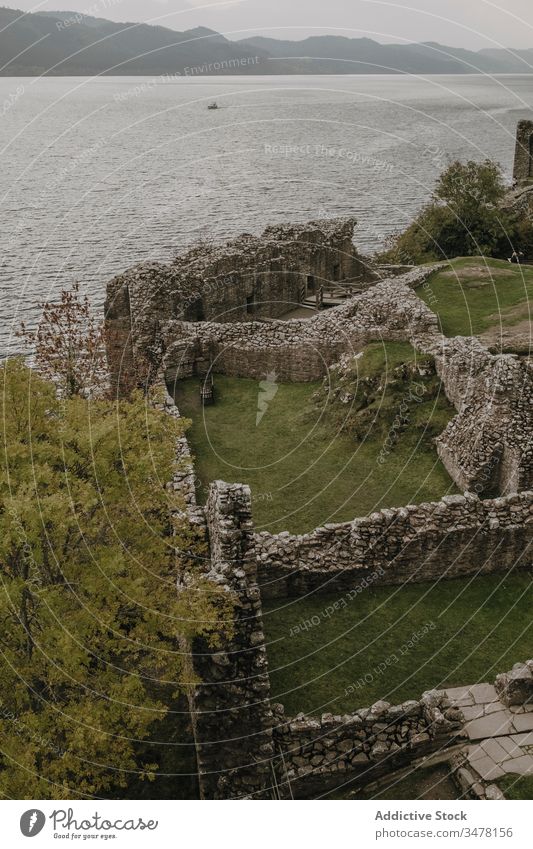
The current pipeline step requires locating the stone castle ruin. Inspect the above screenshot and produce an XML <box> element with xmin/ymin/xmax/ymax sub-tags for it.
<box><xmin>105</xmin><ymin>218</ymin><xmax>532</xmax><ymax>499</ymax></box>
<box><xmin>506</xmin><ymin>119</ymin><xmax>533</xmax><ymax>230</ymax></box>
<box><xmin>513</xmin><ymin>119</ymin><xmax>533</xmax><ymax>186</ymax></box>
<box><xmin>105</xmin><ymin>218</ymin><xmax>371</xmax><ymax>395</ymax></box>
<box><xmin>105</xmin><ymin>146</ymin><xmax>533</xmax><ymax>798</ymax></box>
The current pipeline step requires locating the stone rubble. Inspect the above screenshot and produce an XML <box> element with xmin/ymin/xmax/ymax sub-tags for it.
<box><xmin>495</xmin><ymin>661</ymin><xmax>533</xmax><ymax>707</ymax></box>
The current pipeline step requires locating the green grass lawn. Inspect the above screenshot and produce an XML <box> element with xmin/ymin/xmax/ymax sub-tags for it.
<box><xmin>499</xmin><ymin>774</ymin><xmax>533</xmax><ymax>800</ymax></box>
<box><xmin>418</xmin><ymin>257</ymin><xmax>533</xmax><ymax>344</ymax></box>
<box><xmin>262</xmin><ymin>572</ymin><xmax>533</xmax><ymax>715</ymax></box>
<box><xmin>359</xmin><ymin>765</ymin><xmax>459</xmax><ymax>800</ymax></box>
<box><xmin>172</xmin><ymin>343</ymin><xmax>458</xmax><ymax>534</ymax></box>
<box><xmin>331</xmin><ymin>764</ymin><xmax>460</xmax><ymax>800</ymax></box>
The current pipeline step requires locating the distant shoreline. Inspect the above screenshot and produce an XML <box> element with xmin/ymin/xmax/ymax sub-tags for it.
<box><xmin>2</xmin><ymin>72</ymin><xmax>533</xmax><ymax>79</ymax></box>
<box><xmin>3</xmin><ymin>8</ymin><xmax>533</xmax><ymax>79</ymax></box>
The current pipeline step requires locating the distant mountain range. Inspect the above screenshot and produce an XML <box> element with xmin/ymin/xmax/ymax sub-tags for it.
<box><xmin>2</xmin><ymin>7</ymin><xmax>533</xmax><ymax>76</ymax></box>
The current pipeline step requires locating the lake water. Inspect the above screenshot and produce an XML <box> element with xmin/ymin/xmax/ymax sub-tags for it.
<box><xmin>1</xmin><ymin>73</ymin><xmax>533</xmax><ymax>353</ymax></box>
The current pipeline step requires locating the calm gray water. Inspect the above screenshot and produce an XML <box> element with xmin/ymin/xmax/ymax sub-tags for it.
<box><xmin>1</xmin><ymin>73</ymin><xmax>533</xmax><ymax>352</ymax></box>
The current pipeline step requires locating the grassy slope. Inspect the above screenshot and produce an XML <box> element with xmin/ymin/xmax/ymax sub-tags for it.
<box><xmin>418</xmin><ymin>257</ymin><xmax>533</xmax><ymax>339</ymax></box>
<box><xmin>262</xmin><ymin>573</ymin><xmax>533</xmax><ymax>715</ymax></box>
<box><xmin>174</xmin><ymin>343</ymin><xmax>457</xmax><ymax>534</ymax></box>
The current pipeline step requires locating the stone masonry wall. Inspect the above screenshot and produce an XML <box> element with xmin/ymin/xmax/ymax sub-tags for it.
<box><xmin>159</xmin><ymin>384</ymin><xmax>274</xmax><ymax>798</ymax></box>
<box><xmin>272</xmin><ymin>691</ymin><xmax>463</xmax><ymax>798</ymax></box>
<box><xmin>184</xmin><ymin>482</ymin><xmax>275</xmax><ymax>799</ymax></box>
<box><xmin>255</xmin><ymin>491</ymin><xmax>533</xmax><ymax>599</ymax></box>
<box><xmin>163</xmin><ymin>267</ymin><xmax>440</xmax><ymax>384</ymax></box>
<box><xmin>174</xmin><ymin>473</ymin><xmax>529</xmax><ymax>800</ymax></box>
<box><xmin>324</xmin><ymin>328</ymin><xmax>533</xmax><ymax>497</ymax></box>
<box><xmin>431</xmin><ymin>338</ymin><xmax>533</xmax><ymax>496</ymax></box>
<box><xmin>105</xmin><ymin>217</ymin><xmax>369</xmax><ymax>394</ymax></box>
<box><xmin>178</xmin><ymin>477</ymin><xmax>530</xmax><ymax>802</ymax></box>
<box><xmin>106</xmin><ymin>214</ymin><xmax>532</xmax><ymax>498</ymax></box>
<box><xmin>160</xmin><ymin>263</ymin><xmax>533</xmax><ymax>496</ymax></box>
<box><xmin>161</xmin><ymin>408</ymin><xmax>529</xmax><ymax>798</ymax></box>
<box><xmin>178</xmin><ymin>479</ymin><xmax>468</xmax><ymax>799</ymax></box>
<box><xmin>160</xmin><ymin>258</ymin><xmax>533</xmax><ymax>498</ymax></box>
<box><xmin>513</xmin><ymin>120</ymin><xmax>533</xmax><ymax>186</ymax></box>
<box><xmin>139</xmin><ymin>208</ymin><xmax>533</xmax><ymax>798</ymax></box>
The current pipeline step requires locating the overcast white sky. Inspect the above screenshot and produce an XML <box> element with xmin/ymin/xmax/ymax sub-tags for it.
<box><xmin>12</xmin><ymin>0</ymin><xmax>533</xmax><ymax>49</ymax></box>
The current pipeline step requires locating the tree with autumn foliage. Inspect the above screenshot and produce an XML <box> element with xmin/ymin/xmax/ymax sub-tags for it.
<box><xmin>18</xmin><ymin>284</ymin><xmax>108</xmax><ymax>398</ymax></box>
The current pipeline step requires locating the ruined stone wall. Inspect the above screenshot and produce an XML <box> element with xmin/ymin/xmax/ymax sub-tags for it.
<box><xmin>255</xmin><ymin>491</ymin><xmax>533</xmax><ymax>599</ymax></box>
<box><xmin>272</xmin><ymin>691</ymin><xmax>463</xmax><ymax>798</ymax></box>
<box><xmin>164</xmin><ymin>324</ymin><xmax>345</xmax><ymax>384</ymax></box>
<box><xmin>159</xmin><ymin>395</ymin><xmax>276</xmax><ymax>799</ymax></box>
<box><xmin>173</xmin><ymin>474</ymin><xmax>530</xmax><ymax>800</ymax></box>
<box><xmin>137</xmin><ymin>206</ymin><xmax>533</xmax><ymax>798</ymax></box>
<box><xmin>513</xmin><ymin>120</ymin><xmax>533</xmax><ymax>186</ymax></box>
<box><xmin>156</xmin><ymin>385</ymin><xmax>205</xmax><ymax>526</ymax></box>
<box><xmin>159</xmin><ymin>264</ymin><xmax>532</xmax><ymax>493</ymax></box>
<box><xmin>432</xmin><ymin>339</ymin><xmax>533</xmax><ymax>495</ymax></box>
<box><xmin>163</xmin><ymin>268</ymin><xmax>441</xmax><ymax>384</ymax></box>
<box><xmin>104</xmin><ymin>278</ymin><xmax>137</xmax><ymax>397</ymax></box>
<box><xmin>105</xmin><ymin>218</ymin><xmax>369</xmax><ymax>394</ymax></box>
<box><xmin>106</xmin><ymin>214</ymin><xmax>532</xmax><ymax>496</ymax></box>
<box><xmin>178</xmin><ymin>480</ymin><xmax>470</xmax><ymax>799</ymax></box>
<box><xmin>165</xmin><ymin>436</ymin><xmax>529</xmax><ymax>799</ymax></box>
<box><xmin>184</xmin><ymin>482</ymin><xmax>275</xmax><ymax>799</ymax></box>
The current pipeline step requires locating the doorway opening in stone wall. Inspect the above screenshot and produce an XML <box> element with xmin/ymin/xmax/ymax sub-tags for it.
<box><xmin>246</xmin><ymin>294</ymin><xmax>256</xmax><ymax>314</ymax></box>
<box><xmin>306</xmin><ymin>275</ymin><xmax>315</xmax><ymax>296</ymax></box>
<box><xmin>194</xmin><ymin>298</ymin><xmax>205</xmax><ymax>322</ymax></box>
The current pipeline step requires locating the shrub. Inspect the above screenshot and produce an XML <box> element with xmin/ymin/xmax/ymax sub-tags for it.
<box><xmin>381</xmin><ymin>160</ymin><xmax>533</xmax><ymax>264</ymax></box>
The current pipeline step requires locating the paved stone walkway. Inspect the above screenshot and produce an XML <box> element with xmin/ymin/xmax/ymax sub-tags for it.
<box><xmin>446</xmin><ymin>684</ymin><xmax>533</xmax><ymax>781</ymax></box>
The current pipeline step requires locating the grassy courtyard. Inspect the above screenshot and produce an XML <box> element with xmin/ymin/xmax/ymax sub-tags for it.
<box><xmin>173</xmin><ymin>343</ymin><xmax>458</xmax><ymax>534</ymax></box>
<box><xmin>418</xmin><ymin>257</ymin><xmax>533</xmax><ymax>350</ymax></box>
<box><xmin>262</xmin><ymin>572</ymin><xmax>533</xmax><ymax>715</ymax></box>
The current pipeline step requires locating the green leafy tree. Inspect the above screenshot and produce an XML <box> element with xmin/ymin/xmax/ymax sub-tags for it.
<box><xmin>0</xmin><ymin>360</ymin><xmax>230</xmax><ymax>799</ymax></box>
<box><xmin>381</xmin><ymin>159</ymin><xmax>532</xmax><ymax>263</ymax></box>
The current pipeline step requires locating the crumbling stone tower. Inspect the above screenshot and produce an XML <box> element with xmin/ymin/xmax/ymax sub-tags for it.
<box><xmin>513</xmin><ymin>119</ymin><xmax>533</xmax><ymax>186</ymax></box>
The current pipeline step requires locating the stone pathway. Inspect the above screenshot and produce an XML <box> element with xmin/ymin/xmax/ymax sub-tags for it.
<box><xmin>446</xmin><ymin>683</ymin><xmax>533</xmax><ymax>781</ymax></box>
